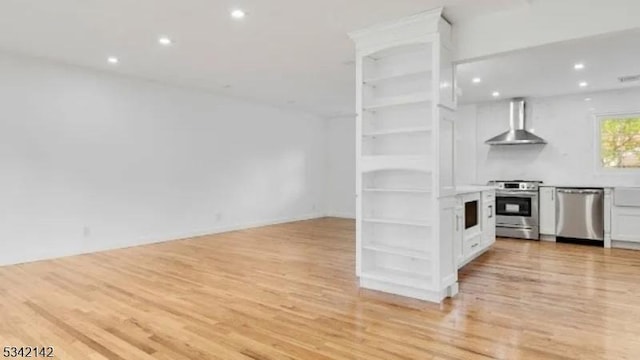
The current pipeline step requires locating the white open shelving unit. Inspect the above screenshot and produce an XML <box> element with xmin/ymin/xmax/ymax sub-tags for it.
<box><xmin>349</xmin><ymin>8</ymin><xmax>457</xmax><ymax>302</ymax></box>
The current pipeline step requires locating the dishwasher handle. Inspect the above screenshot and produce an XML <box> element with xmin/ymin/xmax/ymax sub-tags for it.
<box><xmin>557</xmin><ymin>188</ymin><xmax>604</xmax><ymax>195</ymax></box>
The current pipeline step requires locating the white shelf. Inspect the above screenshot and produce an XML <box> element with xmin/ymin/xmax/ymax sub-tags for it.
<box><xmin>364</xmin><ymin>93</ymin><xmax>431</xmax><ymax>111</ymax></box>
<box><xmin>361</xmin><ymin>155</ymin><xmax>431</xmax><ymax>173</ymax></box>
<box><xmin>360</xmin><ymin>268</ymin><xmax>432</xmax><ymax>288</ymax></box>
<box><xmin>363</xmin><ymin>126</ymin><xmax>432</xmax><ymax>137</ymax></box>
<box><xmin>363</xmin><ymin>217</ymin><xmax>432</xmax><ymax>227</ymax></box>
<box><xmin>352</xmin><ymin>9</ymin><xmax>455</xmax><ymax>302</ymax></box>
<box><xmin>363</xmin><ymin>243</ymin><xmax>430</xmax><ymax>259</ymax></box>
<box><xmin>363</xmin><ymin>70</ymin><xmax>431</xmax><ymax>86</ymax></box>
<box><xmin>363</xmin><ymin>188</ymin><xmax>431</xmax><ymax>194</ymax></box>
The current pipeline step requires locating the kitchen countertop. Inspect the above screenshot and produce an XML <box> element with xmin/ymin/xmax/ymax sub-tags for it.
<box><xmin>452</xmin><ymin>185</ymin><xmax>497</xmax><ymax>195</ymax></box>
<box><xmin>542</xmin><ymin>184</ymin><xmax>639</xmax><ymax>189</ymax></box>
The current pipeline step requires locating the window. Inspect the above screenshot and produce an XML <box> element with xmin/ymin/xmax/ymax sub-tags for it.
<box><xmin>598</xmin><ymin>114</ymin><xmax>640</xmax><ymax>169</ymax></box>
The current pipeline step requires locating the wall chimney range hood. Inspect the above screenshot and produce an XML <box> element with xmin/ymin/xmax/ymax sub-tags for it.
<box><xmin>485</xmin><ymin>98</ymin><xmax>546</xmax><ymax>145</ymax></box>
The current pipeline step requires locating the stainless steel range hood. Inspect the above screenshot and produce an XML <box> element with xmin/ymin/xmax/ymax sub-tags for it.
<box><xmin>485</xmin><ymin>98</ymin><xmax>546</xmax><ymax>145</ymax></box>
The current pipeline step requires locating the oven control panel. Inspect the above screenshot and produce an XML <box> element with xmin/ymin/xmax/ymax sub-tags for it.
<box><xmin>492</xmin><ymin>181</ymin><xmax>541</xmax><ymax>191</ymax></box>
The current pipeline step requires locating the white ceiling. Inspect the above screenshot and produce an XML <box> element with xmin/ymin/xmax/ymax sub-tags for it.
<box><xmin>457</xmin><ymin>29</ymin><xmax>640</xmax><ymax>104</ymax></box>
<box><xmin>0</xmin><ymin>0</ymin><xmax>527</xmax><ymax>118</ymax></box>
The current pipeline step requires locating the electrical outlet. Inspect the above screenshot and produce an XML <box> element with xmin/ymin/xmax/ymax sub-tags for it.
<box><xmin>215</xmin><ymin>213</ymin><xmax>223</xmax><ymax>222</ymax></box>
<box><xmin>83</xmin><ymin>226</ymin><xmax>91</xmax><ymax>238</ymax></box>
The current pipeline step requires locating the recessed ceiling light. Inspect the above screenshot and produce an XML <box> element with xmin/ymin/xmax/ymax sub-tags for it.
<box><xmin>585</xmin><ymin>97</ymin><xmax>592</xmax><ymax>101</ymax></box>
<box><xmin>574</xmin><ymin>63</ymin><xmax>585</xmax><ymax>70</ymax></box>
<box><xmin>472</xmin><ymin>77</ymin><xmax>482</xmax><ymax>84</ymax></box>
<box><xmin>231</xmin><ymin>9</ymin><xmax>246</xmax><ymax>19</ymax></box>
<box><xmin>158</xmin><ymin>36</ymin><xmax>173</xmax><ymax>46</ymax></box>
<box><xmin>492</xmin><ymin>91</ymin><xmax>500</xmax><ymax>97</ymax></box>
<box><xmin>107</xmin><ymin>56</ymin><xmax>119</xmax><ymax>64</ymax></box>
<box><xmin>579</xmin><ymin>81</ymin><xmax>588</xmax><ymax>87</ymax></box>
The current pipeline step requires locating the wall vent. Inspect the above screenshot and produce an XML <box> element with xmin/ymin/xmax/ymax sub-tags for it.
<box><xmin>618</xmin><ymin>74</ymin><xmax>640</xmax><ymax>83</ymax></box>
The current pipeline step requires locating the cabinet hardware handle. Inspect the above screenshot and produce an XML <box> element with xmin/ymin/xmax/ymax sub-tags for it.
<box><xmin>558</xmin><ymin>189</ymin><xmax>603</xmax><ymax>195</ymax></box>
<box><xmin>472</xmin><ymin>243</ymin><xmax>479</xmax><ymax>248</ymax></box>
<box><xmin>489</xmin><ymin>205</ymin><xmax>493</xmax><ymax>219</ymax></box>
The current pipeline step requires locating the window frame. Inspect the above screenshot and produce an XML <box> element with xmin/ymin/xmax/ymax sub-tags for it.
<box><xmin>594</xmin><ymin>111</ymin><xmax>640</xmax><ymax>173</ymax></box>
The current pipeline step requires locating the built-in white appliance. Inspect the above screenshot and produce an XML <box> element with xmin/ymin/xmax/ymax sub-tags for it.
<box><xmin>461</xmin><ymin>192</ymin><xmax>483</xmax><ymax>252</ymax></box>
<box><xmin>488</xmin><ymin>180</ymin><xmax>542</xmax><ymax>240</ymax></box>
<box><xmin>462</xmin><ymin>193</ymin><xmax>481</xmax><ymax>236</ymax></box>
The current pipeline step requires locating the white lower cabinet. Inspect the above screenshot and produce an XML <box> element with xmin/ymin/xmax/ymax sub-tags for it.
<box><xmin>612</xmin><ymin>207</ymin><xmax>640</xmax><ymax>243</ymax></box>
<box><xmin>456</xmin><ymin>189</ymin><xmax>496</xmax><ymax>269</ymax></box>
<box><xmin>482</xmin><ymin>201</ymin><xmax>496</xmax><ymax>246</ymax></box>
<box><xmin>464</xmin><ymin>234</ymin><xmax>482</xmax><ymax>258</ymax></box>
<box><xmin>610</xmin><ymin>188</ymin><xmax>640</xmax><ymax>247</ymax></box>
<box><xmin>539</xmin><ymin>186</ymin><xmax>556</xmax><ymax>235</ymax></box>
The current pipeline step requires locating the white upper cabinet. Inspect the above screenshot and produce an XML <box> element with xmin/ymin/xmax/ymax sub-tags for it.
<box><xmin>539</xmin><ymin>187</ymin><xmax>556</xmax><ymax>235</ymax></box>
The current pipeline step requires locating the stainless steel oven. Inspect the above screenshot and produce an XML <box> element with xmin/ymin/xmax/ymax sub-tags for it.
<box><xmin>489</xmin><ymin>180</ymin><xmax>541</xmax><ymax>240</ymax></box>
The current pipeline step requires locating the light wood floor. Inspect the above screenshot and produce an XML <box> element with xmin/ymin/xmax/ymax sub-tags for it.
<box><xmin>1</xmin><ymin>218</ymin><xmax>640</xmax><ymax>359</ymax></box>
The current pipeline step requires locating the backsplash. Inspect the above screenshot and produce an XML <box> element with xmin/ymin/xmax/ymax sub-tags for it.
<box><xmin>457</xmin><ymin>87</ymin><xmax>640</xmax><ymax>187</ymax></box>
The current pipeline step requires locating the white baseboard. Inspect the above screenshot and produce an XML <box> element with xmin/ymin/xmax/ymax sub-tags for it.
<box><xmin>0</xmin><ymin>212</ymin><xmax>326</xmax><ymax>267</ymax></box>
<box><xmin>325</xmin><ymin>212</ymin><xmax>355</xmax><ymax>219</ymax></box>
<box><xmin>359</xmin><ymin>277</ymin><xmax>449</xmax><ymax>303</ymax></box>
<box><xmin>540</xmin><ymin>235</ymin><xmax>556</xmax><ymax>242</ymax></box>
<box><xmin>612</xmin><ymin>240</ymin><xmax>640</xmax><ymax>250</ymax></box>
<box><xmin>106</xmin><ymin>212</ymin><xmax>329</xmax><ymax>250</ymax></box>
<box><xmin>161</xmin><ymin>212</ymin><xmax>326</xmax><ymax>241</ymax></box>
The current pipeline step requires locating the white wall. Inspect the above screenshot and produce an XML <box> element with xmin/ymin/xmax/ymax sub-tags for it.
<box><xmin>326</xmin><ymin>117</ymin><xmax>356</xmax><ymax>218</ymax></box>
<box><xmin>0</xmin><ymin>52</ymin><xmax>327</xmax><ymax>266</ymax></box>
<box><xmin>456</xmin><ymin>87</ymin><xmax>640</xmax><ymax>187</ymax></box>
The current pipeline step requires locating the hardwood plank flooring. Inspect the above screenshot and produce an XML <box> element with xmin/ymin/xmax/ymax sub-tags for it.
<box><xmin>1</xmin><ymin>218</ymin><xmax>640</xmax><ymax>359</ymax></box>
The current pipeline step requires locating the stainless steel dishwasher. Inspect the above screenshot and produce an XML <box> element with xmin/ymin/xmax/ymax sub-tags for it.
<box><xmin>556</xmin><ymin>188</ymin><xmax>604</xmax><ymax>241</ymax></box>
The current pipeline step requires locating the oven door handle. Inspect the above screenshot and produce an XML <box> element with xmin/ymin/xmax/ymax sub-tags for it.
<box><xmin>557</xmin><ymin>189</ymin><xmax>603</xmax><ymax>195</ymax></box>
<box><xmin>496</xmin><ymin>190</ymin><xmax>539</xmax><ymax>196</ymax></box>
<box><xmin>496</xmin><ymin>193</ymin><xmax>538</xmax><ymax>199</ymax></box>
